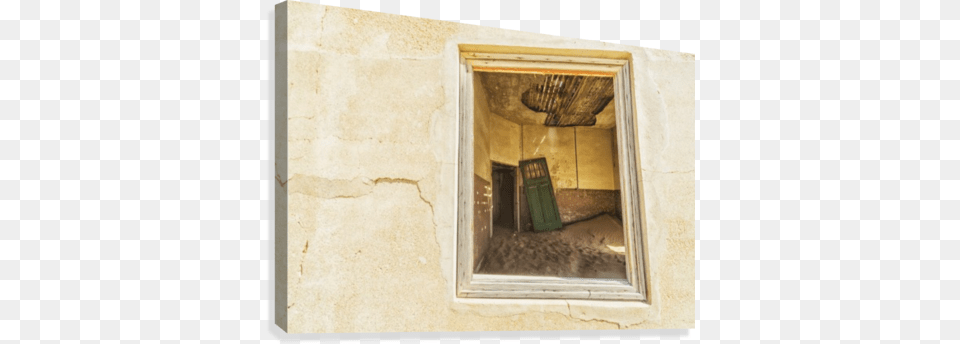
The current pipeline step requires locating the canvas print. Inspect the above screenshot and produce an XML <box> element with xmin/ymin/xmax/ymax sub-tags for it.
<box><xmin>276</xmin><ymin>1</ymin><xmax>695</xmax><ymax>333</ymax></box>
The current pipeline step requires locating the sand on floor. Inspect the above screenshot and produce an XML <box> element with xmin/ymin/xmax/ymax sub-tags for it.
<box><xmin>476</xmin><ymin>214</ymin><xmax>627</xmax><ymax>279</ymax></box>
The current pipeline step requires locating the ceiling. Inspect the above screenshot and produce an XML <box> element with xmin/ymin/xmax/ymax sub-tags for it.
<box><xmin>476</xmin><ymin>71</ymin><xmax>617</xmax><ymax>129</ymax></box>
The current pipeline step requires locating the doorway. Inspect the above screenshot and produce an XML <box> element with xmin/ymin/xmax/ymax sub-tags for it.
<box><xmin>491</xmin><ymin>162</ymin><xmax>517</xmax><ymax>235</ymax></box>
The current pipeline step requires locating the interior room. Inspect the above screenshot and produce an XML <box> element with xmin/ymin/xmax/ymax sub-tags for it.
<box><xmin>471</xmin><ymin>70</ymin><xmax>628</xmax><ymax>279</ymax></box>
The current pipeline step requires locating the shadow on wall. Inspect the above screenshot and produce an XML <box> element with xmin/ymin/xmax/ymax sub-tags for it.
<box><xmin>491</xmin><ymin>164</ymin><xmax>516</xmax><ymax>228</ymax></box>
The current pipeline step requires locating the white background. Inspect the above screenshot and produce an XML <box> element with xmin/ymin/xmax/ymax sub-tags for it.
<box><xmin>4</xmin><ymin>0</ymin><xmax>957</xmax><ymax>342</ymax></box>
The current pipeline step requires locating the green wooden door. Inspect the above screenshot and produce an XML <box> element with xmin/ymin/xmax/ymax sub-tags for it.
<box><xmin>520</xmin><ymin>158</ymin><xmax>562</xmax><ymax>232</ymax></box>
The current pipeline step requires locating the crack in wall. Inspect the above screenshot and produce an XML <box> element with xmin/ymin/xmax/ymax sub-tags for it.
<box><xmin>369</xmin><ymin>177</ymin><xmax>439</xmax><ymax>229</ymax></box>
<box><xmin>328</xmin><ymin>191</ymin><xmax>373</xmax><ymax>199</ymax></box>
<box><xmin>330</xmin><ymin>131</ymin><xmax>439</xmax><ymax>146</ymax></box>
<box><xmin>292</xmin><ymin>114</ymin><xmax>317</xmax><ymax>121</ymax></box>
<box><xmin>276</xmin><ymin>174</ymin><xmax>290</xmax><ymax>188</ymax></box>
<box><xmin>561</xmin><ymin>300</ymin><xmax>651</xmax><ymax>329</ymax></box>
<box><xmin>464</xmin><ymin>301</ymin><xmax>635</xmax><ymax>329</ymax></box>
<box><xmin>317</xmin><ymin>5</ymin><xmax>327</xmax><ymax>50</ymax></box>
<box><xmin>292</xmin><ymin>176</ymin><xmax>439</xmax><ymax>251</ymax></box>
<box><xmin>640</xmin><ymin>168</ymin><xmax>694</xmax><ymax>174</ymax></box>
<box><xmin>298</xmin><ymin>240</ymin><xmax>309</xmax><ymax>284</ymax></box>
<box><xmin>295</xmin><ymin>180</ymin><xmax>642</xmax><ymax>328</ymax></box>
<box><xmin>331</xmin><ymin>134</ymin><xmax>387</xmax><ymax>144</ymax></box>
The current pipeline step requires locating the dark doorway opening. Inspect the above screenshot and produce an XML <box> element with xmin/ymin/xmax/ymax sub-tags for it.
<box><xmin>491</xmin><ymin>162</ymin><xmax>517</xmax><ymax>234</ymax></box>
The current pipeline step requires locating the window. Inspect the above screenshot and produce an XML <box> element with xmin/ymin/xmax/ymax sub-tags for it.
<box><xmin>456</xmin><ymin>45</ymin><xmax>648</xmax><ymax>301</ymax></box>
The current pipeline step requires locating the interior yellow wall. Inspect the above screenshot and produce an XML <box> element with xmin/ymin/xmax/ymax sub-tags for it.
<box><xmin>473</xmin><ymin>75</ymin><xmax>491</xmax><ymax>182</ymax></box>
<box><xmin>490</xmin><ymin>113</ymin><xmax>521</xmax><ymax>166</ymax></box>
<box><xmin>575</xmin><ymin>127</ymin><xmax>617</xmax><ymax>190</ymax></box>
<box><xmin>520</xmin><ymin>124</ymin><xmax>618</xmax><ymax>190</ymax></box>
<box><xmin>521</xmin><ymin>125</ymin><xmax>577</xmax><ymax>189</ymax></box>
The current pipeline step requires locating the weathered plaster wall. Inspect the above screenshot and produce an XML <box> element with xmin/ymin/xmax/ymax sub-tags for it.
<box><xmin>277</xmin><ymin>1</ymin><xmax>695</xmax><ymax>333</ymax></box>
<box><xmin>519</xmin><ymin>125</ymin><xmax>619</xmax><ymax>191</ymax></box>
<box><xmin>490</xmin><ymin>113</ymin><xmax>521</xmax><ymax>166</ymax></box>
<box><xmin>575</xmin><ymin>127</ymin><xmax>617</xmax><ymax>190</ymax></box>
<box><xmin>521</xmin><ymin>125</ymin><xmax>577</xmax><ymax>189</ymax></box>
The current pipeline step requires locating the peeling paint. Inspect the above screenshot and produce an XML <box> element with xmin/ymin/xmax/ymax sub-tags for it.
<box><xmin>641</xmin><ymin>168</ymin><xmax>695</xmax><ymax>174</ymax></box>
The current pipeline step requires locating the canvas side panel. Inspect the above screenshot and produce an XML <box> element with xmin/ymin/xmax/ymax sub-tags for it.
<box><xmin>273</xmin><ymin>0</ymin><xmax>288</xmax><ymax>332</ymax></box>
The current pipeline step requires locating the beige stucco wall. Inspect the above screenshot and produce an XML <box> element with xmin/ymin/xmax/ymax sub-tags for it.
<box><xmin>277</xmin><ymin>1</ymin><xmax>695</xmax><ymax>333</ymax></box>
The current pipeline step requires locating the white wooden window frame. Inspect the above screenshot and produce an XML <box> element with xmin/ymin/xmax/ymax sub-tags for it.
<box><xmin>456</xmin><ymin>45</ymin><xmax>649</xmax><ymax>302</ymax></box>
